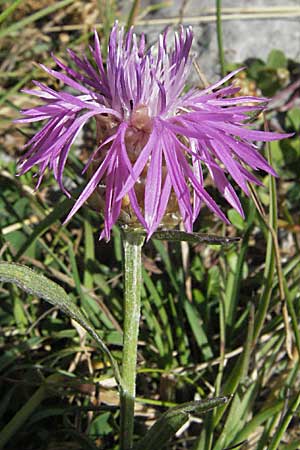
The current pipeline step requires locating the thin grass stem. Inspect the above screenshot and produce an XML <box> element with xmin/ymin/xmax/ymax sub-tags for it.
<box><xmin>126</xmin><ymin>0</ymin><xmax>141</xmax><ymax>30</ymax></box>
<box><xmin>216</xmin><ymin>0</ymin><xmax>225</xmax><ymax>76</ymax></box>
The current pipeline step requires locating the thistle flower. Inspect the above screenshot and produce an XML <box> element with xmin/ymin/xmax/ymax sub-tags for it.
<box><xmin>17</xmin><ymin>23</ymin><xmax>290</xmax><ymax>240</ymax></box>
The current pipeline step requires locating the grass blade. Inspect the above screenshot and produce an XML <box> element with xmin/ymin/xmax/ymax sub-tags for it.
<box><xmin>0</xmin><ymin>262</ymin><xmax>122</xmax><ymax>387</ymax></box>
<box><xmin>0</xmin><ymin>0</ymin><xmax>76</xmax><ymax>39</ymax></box>
<box><xmin>0</xmin><ymin>0</ymin><xmax>22</xmax><ymax>25</ymax></box>
<box><xmin>133</xmin><ymin>397</ymin><xmax>229</xmax><ymax>450</ymax></box>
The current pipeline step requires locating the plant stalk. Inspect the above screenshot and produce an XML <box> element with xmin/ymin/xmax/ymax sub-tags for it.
<box><xmin>120</xmin><ymin>231</ymin><xmax>145</xmax><ymax>450</ymax></box>
<box><xmin>126</xmin><ymin>0</ymin><xmax>141</xmax><ymax>30</ymax></box>
<box><xmin>216</xmin><ymin>0</ymin><xmax>225</xmax><ymax>76</ymax></box>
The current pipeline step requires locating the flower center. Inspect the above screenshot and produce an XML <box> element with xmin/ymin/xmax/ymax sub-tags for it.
<box><xmin>88</xmin><ymin>105</ymin><xmax>180</xmax><ymax>230</ymax></box>
<box><xmin>125</xmin><ymin>104</ymin><xmax>152</xmax><ymax>163</ymax></box>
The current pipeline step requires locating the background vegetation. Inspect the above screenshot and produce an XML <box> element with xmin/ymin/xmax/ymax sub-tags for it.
<box><xmin>0</xmin><ymin>1</ymin><xmax>300</xmax><ymax>449</ymax></box>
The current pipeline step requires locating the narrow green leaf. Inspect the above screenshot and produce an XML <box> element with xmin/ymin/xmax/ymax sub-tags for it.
<box><xmin>268</xmin><ymin>391</ymin><xmax>300</xmax><ymax>450</ymax></box>
<box><xmin>84</xmin><ymin>220</ymin><xmax>95</xmax><ymax>289</ymax></box>
<box><xmin>224</xmin><ymin>203</ymin><xmax>255</xmax><ymax>333</ymax></box>
<box><xmin>68</xmin><ymin>242</ymin><xmax>86</xmax><ymax>304</ymax></box>
<box><xmin>213</xmin><ymin>305</ymin><xmax>255</xmax><ymax>427</ymax></box>
<box><xmin>143</xmin><ymin>268</ymin><xmax>174</xmax><ymax>354</ymax></box>
<box><xmin>183</xmin><ymin>299</ymin><xmax>213</xmax><ymax>360</ymax></box>
<box><xmin>284</xmin><ymin>276</ymin><xmax>300</xmax><ymax>359</ymax></box>
<box><xmin>113</xmin><ymin>225</ymin><xmax>122</xmax><ymax>262</ymax></box>
<box><xmin>133</xmin><ymin>397</ymin><xmax>229</xmax><ymax>450</ymax></box>
<box><xmin>15</xmin><ymin>198</ymin><xmax>73</xmax><ymax>260</ymax></box>
<box><xmin>233</xmin><ymin>400</ymin><xmax>285</xmax><ymax>444</ymax></box>
<box><xmin>13</xmin><ymin>288</ymin><xmax>28</xmax><ymax>331</ymax></box>
<box><xmin>0</xmin><ymin>0</ymin><xmax>76</xmax><ymax>39</ymax></box>
<box><xmin>152</xmin><ymin>239</ymin><xmax>179</xmax><ymax>291</ymax></box>
<box><xmin>0</xmin><ymin>0</ymin><xmax>22</xmax><ymax>25</ymax></box>
<box><xmin>168</xmin><ymin>293</ymin><xmax>191</xmax><ymax>365</ymax></box>
<box><xmin>213</xmin><ymin>383</ymin><xmax>257</xmax><ymax>450</ymax></box>
<box><xmin>140</xmin><ymin>296</ymin><xmax>165</xmax><ymax>356</ymax></box>
<box><xmin>153</xmin><ymin>230</ymin><xmax>240</xmax><ymax>245</ymax></box>
<box><xmin>126</xmin><ymin>0</ymin><xmax>140</xmax><ymax>29</ymax></box>
<box><xmin>0</xmin><ymin>72</ymin><xmax>32</xmax><ymax>107</ymax></box>
<box><xmin>253</xmin><ymin>133</ymin><xmax>278</xmax><ymax>343</ymax></box>
<box><xmin>0</xmin><ymin>262</ymin><xmax>121</xmax><ymax>387</ymax></box>
<box><xmin>286</xmin><ymin>107</ymin><xmax>300</xmax><ymax>131</ymax></box>
<box><xmin>98</xmin><ymin>0</ymin><xmax>116</xmax><ymax>58</ymax></box>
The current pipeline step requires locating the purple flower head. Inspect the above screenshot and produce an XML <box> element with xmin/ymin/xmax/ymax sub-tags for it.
<box><xmin>17</xmin><ymin>23</ymin><xmax>291</xmax><ymax>240</ymax></box>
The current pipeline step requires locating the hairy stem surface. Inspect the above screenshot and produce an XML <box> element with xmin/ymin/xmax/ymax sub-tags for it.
<box><xmin>120</xmin><ymin>231</ymin><xmax>145</xmax><ymax>450</ymax></box>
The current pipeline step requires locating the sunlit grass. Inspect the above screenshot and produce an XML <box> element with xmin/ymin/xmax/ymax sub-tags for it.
<box><xmin>1</xmin><ymin>1</ymin><xmax>300</xmax><ymax>449</ymax></box>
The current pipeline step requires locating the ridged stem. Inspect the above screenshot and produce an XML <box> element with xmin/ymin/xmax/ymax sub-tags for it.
<box><xmin>120</xmin><ymin>231</ymin><xmax>145</xmax><ymax>450</ymax></box>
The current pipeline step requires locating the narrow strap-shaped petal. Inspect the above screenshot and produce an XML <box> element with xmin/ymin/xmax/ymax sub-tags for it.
<box><xmin>161</xmin><ymin>129</ymin><xmax>193</xmax><ymax>231</ymax></box>
<box><xmin>116</xmin><ymin>124</ymin><xmax>157</xmax><ymax>201</ymax></box>
<box><xmin>200</xmin><ymin>68</ymin><xmax>245</xmax><ymax>94</ymax></box>
<box><xmin>102</xmin><ymin>123</ymin><xmax>128</xmax><ymax>239</ymax></box>
<box><xmin>179</xmin><ymin>151</ymin><xmax>230</xmax><ymax>225</ymax></box>
<box><xmin>221</xmin><ymin>133</ymin><xmax>278</xmax><ymax>176</ymax></box>
<box><xmin>144</xmin><ymin>140</ymin><xmax>162</xmax><ymax>230</ymax></box>
<box><xmin>190</xmin><ymin>140</ymin><xmax>203</xmax><ymax>222</ymax></box>
<box><xmin>151</xmin><ymin>173</ymin><xmax>172</xmax><ymax>236</ymax></box>
<box><xmin>168</xmin><ymin>130</ymin><xmax>229</xmax><ymax>224</ymax></box>
<box><xmin>63</xmin><ymin>146</ymin><xmax>114</xmax><ymax>224</ymax></box>
<box><xmin>203</xmin><ymin>128</ymin><xmax>250</xmax><ymax>194</ymax></box>
<box><xmin>128</xmin><ymin>188</ymin><xmax>147</xmax><ymax>230</ymax></box>
<box><xmin>203</xmin><ymin>146</ymin><xmax>244</xmax><ymax>217</ymax></box>
<box><xmin>40</xmin><ymin>64</ymin><xmax>94</xmax><ymax>96</ymax></box>
<box><xmin>212</xmin><ymin>121</ymin><xmax>293</xmax><ymax>142</ymax></box>
<box><xmin>82</xmin><ymin>132</ymin><xmax>118</xmax><ymax>174</ymax></box>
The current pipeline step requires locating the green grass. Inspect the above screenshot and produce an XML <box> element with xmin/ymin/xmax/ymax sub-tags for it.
<box><xmin>1</xmin><ymin>1</ymin><xmax>300</xmax><ymax>449</ymax></box>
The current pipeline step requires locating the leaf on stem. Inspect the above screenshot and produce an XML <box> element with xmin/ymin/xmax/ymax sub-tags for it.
<box><xmin>0</xmin><ymin>262</ymin><xmax>122</xmax><ymax>387</ymax></box>
<box><xmin>153</xmin><ymin>229</ymin><xmax>240</xmax><ymax>245</ymax></box>
<box><xmin>133</xmin><ymin>397</ymin><xmax>229</xmax><ymax>450</ymax></box>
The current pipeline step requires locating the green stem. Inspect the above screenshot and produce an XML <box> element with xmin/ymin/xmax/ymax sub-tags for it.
<box><xmin>120</xmin><ymin>231</ymin><xmax>145</xmax><ymax>450</ymax></box>
<box><xmin>253</xmin><ymin>131</ymin><xmax>277</xmax><ymax>343</ymax></box>
<box><xmin>216</xmin><ymin>0</ymin><xmax>225</xmax><ymax>77</ymax></box>
<box><xmin>268</xmin><ymin>391</ymin><xmax>300</xmax><ymax>450</ymax></box>
<box><xmin>126</xmin><ymin>0</ymin><xmax>141</xmax><ymax>30</ymax></box>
